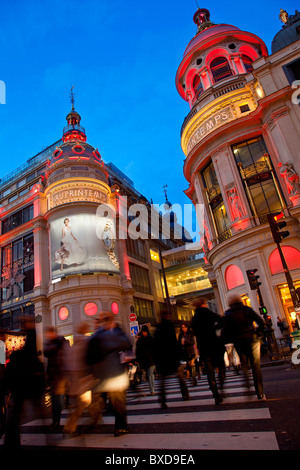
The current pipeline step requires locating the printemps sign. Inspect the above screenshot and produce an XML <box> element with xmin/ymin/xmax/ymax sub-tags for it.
<box><xmin>186</xmin><ymin>106</ymin><xmax>234</xmax><ymax>154</ymax></box>
<box><xmin>48</xmin><ymin>185</ymin><xmax>109</xmax><ymax>209</ymax></box>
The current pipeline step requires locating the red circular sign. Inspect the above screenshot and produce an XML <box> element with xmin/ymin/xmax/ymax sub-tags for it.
<box><xmin>129</xmin><ymin>313</ymin><xmax>137</xmax><ymax>322</ymax></box>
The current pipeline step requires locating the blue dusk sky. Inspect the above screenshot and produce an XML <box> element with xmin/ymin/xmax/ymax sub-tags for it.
<box><xmin>0</xmin><ymin>0</ymin><xmax>298</xmax><ymax>238</ymax></box>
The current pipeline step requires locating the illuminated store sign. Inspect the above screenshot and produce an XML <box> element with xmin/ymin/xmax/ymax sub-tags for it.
<box><xmin>186</xmin><ymin>106</ymin><xmax>234</xmax><ymax>154</ymax></box>
<box><xmin>49</xmin><ymin>213</ymin><xmax>119</xmax><ymax>279</ymax></box>
<box><xmin>48</xmin><ymin>185</ymin><xmax>108</xmax><ymax>209</ymax></box>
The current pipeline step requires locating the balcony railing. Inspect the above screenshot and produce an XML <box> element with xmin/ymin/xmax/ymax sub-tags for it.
<box><xmin>63</xmin><ymin>124</ymin><xmax>86</xmax><ymax>135</ymax></box>
<box><xmin>212</xmin><ymin>68</ymin><xmax>235</xmax><ymax>84</ymax></box>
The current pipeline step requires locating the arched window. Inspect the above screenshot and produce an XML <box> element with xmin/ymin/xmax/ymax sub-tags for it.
<box><xmin>225</xmin><ymin>265</ymin><xmax>245</xmax><ymax>290</ymax></box>
<box><xmin>269</xmin><ymin>246</ymin><xmax>300</xmax><ymax>275</ymax></box>
<box><xmin>210</xmin><ymin>57</ymin><xmax>234</xmax><ymax>83</ymax></box>
<box><xmin>242</xmin><ymin>55</ymin><xmax>253</xmax><ymax>73</ymax></box>
<box><xmin>193</xmin><ymin>74</ymin><xmax>203</xmax><ymax>101</ymax></box>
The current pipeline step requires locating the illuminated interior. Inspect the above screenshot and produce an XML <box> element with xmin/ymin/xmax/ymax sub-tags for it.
<box><xmin>150</xmin><ymin>248</ymin><xmax>159</xmax><ymax>262</ymax></box>
<box><xmin>278</xmin><ymin>281</ymin><xmax>300</xmax><ymax>329</ymax></box>
<box><xmin>165</xmin><ymin>265</ymin><xmax>211</xmax><ymax>296</ymax></box>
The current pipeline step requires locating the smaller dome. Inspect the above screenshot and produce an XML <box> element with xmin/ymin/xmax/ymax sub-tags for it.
<box><xmin>271</xmin><ymin>9</ymin><xmax>300</xmax><ymax>53</ymax></box>
<box><xmin>183</xmin><ymin>23</ymin><xmax>241</xmax><ymax>57</ymax></box>
<box><xmin>48</xmin><ymin>141</ymin><xmax>105</xmax><ymax>169</ymax></box>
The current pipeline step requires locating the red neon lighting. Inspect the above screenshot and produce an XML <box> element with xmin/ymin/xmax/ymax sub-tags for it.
<box><xmin>84</xmin><ymin>302</ymin><xmax>98</xmax><ymax>316</ymax></box>
<box><xmin>72</xmin><ymin>145</ymin><xmax>85</xmax><ymax>154</ymax></box>
<box><xmin>92</xmin><ymin>149</ymin><xmax>101</xmax><ymax>160</ymax></box>
<box><xmin>225</xmin><ymin>264</ymin><xmax>245</xmax><ymax>290</ymax></box>
<box><xmin>58</xmin><ymin>307</ymin><xmax>69</xmax><ymax>321</ymax></box>
<box><xmin>269</xmin><ymin>246</ymin><xmax>300</xmax><ymax>274</ymax></box>
<box><xmin>111</xmin><ymin>302</ymin><xmax>119</xmax><ymax>315</ymax></box>
<box><xmin>53</xmin><ymin>148</ymin><xmax>63</xmax><ymax>159</ymax></box>
<box><xmin>63</xmin><ymin>132</ymin><xmax>86</xmax><ymax>143</ymax></box>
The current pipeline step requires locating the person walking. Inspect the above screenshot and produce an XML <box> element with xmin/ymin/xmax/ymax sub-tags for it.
<box><xmin>63</xmin><ymin>322</ymin><xmax>100</xmax><ymax>436</ymax></box>
<box><xmin>87</xmin><ymin>312</ymin><xmax>132</xmax><ymax>437</ymax></box>
<box><xmin>154</xmin><ymin>311</ymin><xmax>188</xmax><ymax>408</ymax></box>
<box><xmin>136</xmin><ymin>325</ymin><xmax>156</xmax><ymax>396</ymax></box>
<box><xmin>222</xmin><ymin>294</ymin><xmax>265</xmax><ymax>399</ymax></box>
<box><xmin>44</xmin><ymin>326</ymin><xmax>70</xmax><ymax>430</ymax></box>
<box><xmin>192</xmin><ymin>298</ymin><xmax>225</xmax><ymax>404</ymax></box>
<box><xmin>4</xmin><ymin>317</ymin><xmax>45</xmax><ymax>448</ymax></box>
<box><xmin>177</xmin><ymin>323</ymin><xmax>197</xmax><ymax>387</ymax></box>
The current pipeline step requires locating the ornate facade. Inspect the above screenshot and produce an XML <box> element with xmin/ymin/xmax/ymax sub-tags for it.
<box><xmin>176</xmin><ymin>8</ymin><xmax>300</xmax><ymax>335</ymax></box>
<box><xmin>0</xmin><ymin>103</ymin><xmax>186</xmax><ymax>352</ymax></box>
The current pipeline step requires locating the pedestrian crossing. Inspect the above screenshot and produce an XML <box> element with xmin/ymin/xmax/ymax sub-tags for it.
<box><xmin>1</xmin><ymin>370</ymin><xmax>279</xmax><ymax>450</ymax></box>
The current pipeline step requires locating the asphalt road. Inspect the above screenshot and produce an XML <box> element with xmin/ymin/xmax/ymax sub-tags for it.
<box><xmin>262</xmin><ymin>362</ymin><xmax>300</xmax><ymax>450</ymax></box>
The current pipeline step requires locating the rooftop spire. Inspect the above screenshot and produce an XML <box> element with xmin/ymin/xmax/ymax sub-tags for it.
<box><xmin>62</xmin><ymin>86</ymin><xmax>87</xmax><ymax>143</ymax></box>
<box><xmin>70</xmin><ymin>85</ymin><xmax>75</xmax><ymax>111</ymax></box>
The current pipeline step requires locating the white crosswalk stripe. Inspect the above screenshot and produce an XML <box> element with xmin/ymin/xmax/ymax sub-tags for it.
<box><xmin>1</xmin><ymin>370</ymin><xmax>279</xmax><ymax>450</ymax></box>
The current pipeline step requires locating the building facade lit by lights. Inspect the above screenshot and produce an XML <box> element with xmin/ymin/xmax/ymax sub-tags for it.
<box><xmin>0</xmin><ymin>100</ymin><xmax>198</xmax><ymax>351</ymax></box>
<box><xmin>176</xmin><ymin>8</ymin><xmax>300</xmax><ymax>335</ymax></box>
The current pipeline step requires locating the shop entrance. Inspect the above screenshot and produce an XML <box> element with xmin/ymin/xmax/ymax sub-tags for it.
<box><xmin>278</xmin><ymin>281</ymin><xmax>300</xmax><ymax>331</ymax></box>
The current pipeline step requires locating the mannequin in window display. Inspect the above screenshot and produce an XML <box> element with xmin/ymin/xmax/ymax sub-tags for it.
<box><xmin>55</xmin><ymin>218</ymin><xmax>86</xmax><ymax>271</ymax></box>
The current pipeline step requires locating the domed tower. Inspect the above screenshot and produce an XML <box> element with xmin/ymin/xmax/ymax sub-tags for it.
<box><xmin>40</xmin><ymin>93</ymin><xmax>133</xmax><ymax>337</ymax></box>
<box><xmin>175</xmin><ymin>9</ymin><xmax>300</xmax><ymax>333</ymax></box>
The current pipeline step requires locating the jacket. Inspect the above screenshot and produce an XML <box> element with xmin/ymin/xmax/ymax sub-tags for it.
<box><xmin>87</xmin><ymin>325</ymin><xmax>132</xmax><ymax>392</ymax></box>
<box><xmin>222</xmin><ymin>302</ymin><xmax>265</xmax><ymax>344</ymax></box>
<box><xmin>177</xmin><ymin>329</ymin><xmax>196</xmax><ymax>362</ymax></box>
<box><xmin>191</xmin><ymin>307</ymin><xmax>225</xmax><ymax>360</ymax></box>
<box><xmin>136</xmin><ymin>334</ymin><xmax>156</xmax><ymax>370</ymax></box>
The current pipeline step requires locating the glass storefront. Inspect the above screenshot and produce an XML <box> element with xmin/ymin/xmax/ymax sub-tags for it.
<box><xmin>278</xmin><ymin>281</ymin><xmax>300</xmax><ymax>330</ymax></box>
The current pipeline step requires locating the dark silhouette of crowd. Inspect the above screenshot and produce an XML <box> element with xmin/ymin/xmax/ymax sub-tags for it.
<box><xmin>0</xmin><ymin>296</ymin><xmax>267</xmax><ymax>447</ymax></box>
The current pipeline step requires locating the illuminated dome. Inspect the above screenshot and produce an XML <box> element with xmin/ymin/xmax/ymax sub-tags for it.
<box><xmin>47</xmin><ymin>103</ymin><xmax>108</xmax><ymax>185</ymax></box>
<box><xmin>176</xmin><ymin>8</ymin><xmax>268</xmax><ymax>102</ymax></box>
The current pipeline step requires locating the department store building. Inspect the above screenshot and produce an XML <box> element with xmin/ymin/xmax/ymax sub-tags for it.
<box><xmin>176</xmin><ymin>8</ymin><xmax>300</xmax><ymax>334</ymax></box>
<box><xmin>0</xmin><ymin>105</ymin><xmax>195</xmax><ymax>353</ymax></box>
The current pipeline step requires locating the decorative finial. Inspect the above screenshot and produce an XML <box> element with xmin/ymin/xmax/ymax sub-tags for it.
<box><xmin>163</xmin><ymin>184</ymin><xmax>172</xmax><ymax>210</ymax></box>
<box><xmin>193</xmin><ymin>8</ymin><xmax>214</xmax><ymax>33</ymax></box>
<box><xmin>279</xmin><ymin>9</ymin><xmax>289</xmax><ymax>24</ymax></box>
<box><xmin>163</xmin><ymin>184</ymin><xmax>168</xmax><ymax>201</ymax></box>
<box><xmin>70</xmin><ymin>85</ymin><xmax>75</xmax><ymax>111</ymax></box>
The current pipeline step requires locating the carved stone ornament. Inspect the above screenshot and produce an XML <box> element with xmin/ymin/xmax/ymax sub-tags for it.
<box><xmin>278</xmin><ymin>162</ymin><xmax>300</xmax><ymax>197</ymax></box>
<box><xmin>227</xmin><ymin>187</ymin><xmax>244</xmax><ymax>220</ymax></box>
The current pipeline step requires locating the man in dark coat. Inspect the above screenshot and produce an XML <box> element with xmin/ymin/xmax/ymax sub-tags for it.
<box><xmin>154</xmin><ymin>311</ymin><xmax>188</xmax><ymax>407</ymax></box>
<box><xmin>44</xmin><ymin>326</ymin><xmax>70</xmax><ymax>430</ymax></box>
<box><xmin>192</xmin><ymin>298</ymin><xmax>225</xmax><ymax>404</ymax></box>
<box><xmin>136</xmin><ymin>325</ymin><xmax>156</xmax><ymax>395</ymax></box>
<box><xmin>222</xmin><ymin>294</ymin><xmax>265</xmax><ymax>399</ymax></box>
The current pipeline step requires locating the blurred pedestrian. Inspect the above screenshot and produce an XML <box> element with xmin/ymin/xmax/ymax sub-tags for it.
<box><xmin>4</xmin><ymin>317</ymin><xmax>45</xmax><ymax>448</ymax></box>
<box><xmin>222</xmin><ymin>294</ymin><xmax>265</xmax><ymax>399</ymax></box>
<box><xmin>192</xmin><ymin>298</ymin><xmax>225</xmax><ymax>404</ymax></box>
<box><xmin>177</xmin><ymin>323</ymin><xmax>197</xmax><ymax>386</ymax></box>
<box><xmin>136</xmin><ymin>325</ymin><xmax>156</xmax><ymax>396</ymax></box>
<box><xmin>87</xmin><ymin>312</ymin><xmax>132</xmax><ymax>437</ymax></box>
<box><xmin>44</xmin><ymin>326</ymin><xmax>70</xmax><ymax>430</ymax></box>
<box><xmin>0</xmin><ymin>333</ymin><xmax>6</xmax><ymax>439</ymax></box>
<box><xmin>154</xmin><ymin>311</ymin><xmax>187</xmax><ymax>408</ymax></box>
<box><xmin>63</xmin><ymin>322</ymin><xmax>99</xmax><ymax>436</ymax></box>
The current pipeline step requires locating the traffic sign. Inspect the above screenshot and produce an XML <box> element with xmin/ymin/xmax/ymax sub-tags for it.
<box><xmin>130</xmin><ymin>321</ymin><xmax>139</xmax><ymax>336</ymax></box>
<box><xmin>129</xmin><ymin>313</ymin><xmax>137</xmax><ymax>322</ymax></box>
